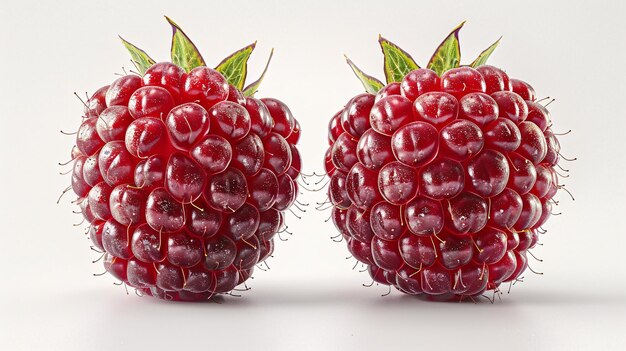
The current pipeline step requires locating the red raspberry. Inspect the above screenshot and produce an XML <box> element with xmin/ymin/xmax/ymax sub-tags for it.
<box><xmin>65</xmin><ymin>18</ymin><xmax>301</xmax><ymax>301</ymax></box>
<box><xmin>331</xmin><ymin>23</ymin><xmax>570</xmax><ymax>300</ymax></box>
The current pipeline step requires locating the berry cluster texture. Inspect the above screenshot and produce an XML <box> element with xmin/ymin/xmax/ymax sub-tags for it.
<box><xmin>67</xmin><ymin>19</ymin><xmax>300</xmax><ymax>301</ymax></box>
<box><xmin>326</xmin><ymin>56</ymin><xmax>561</xmax><ymax>299</ymax></box>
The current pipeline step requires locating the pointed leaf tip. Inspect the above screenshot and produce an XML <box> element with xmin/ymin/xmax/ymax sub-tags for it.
<box><xmin>119</xmin><ymin>36</ymin><xmax>156</xmax><ymax>75</ymax></box>
<box><xmin>243</xmin><ymin>49</ymin><xmax>274</xmax><ymax>97</ymax></box>
<box><xmin>345</xmin><ymin>55</ymin><xmax>384</xmax><ymax>94</ymax></box>
<box><xmin>166</xmin><ymin>16</ymin><xmax>206</xmax><ymax>72</ymax></box>
<box><xmin>470</xmin><ymin>36</ymin><xmax>502</xmax><ymax>67</ymax></box>
<box><xmin>216</xmin><ymin>42</ymin><xmax>256</xmax><ymax>90</ymax></box>
<box><xmin>379</xmin><ymin>36</ymin><xmax>420</xmax><ymax>84</ymax></box>
<box><xmin>428</xmin><ymin>21</ymin><xmax>465</xmax><ymax>76</ymax></box>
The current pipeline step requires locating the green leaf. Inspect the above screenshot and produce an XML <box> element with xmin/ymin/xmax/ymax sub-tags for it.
<box><xmin>344</xmin><ymin>55</ymin><xmax>384</xmax><ymax>94</ymax></box>
<box><xmin>215</xmin><ymin>42</ymin><xmax>256</xmax><ymax>91</ymax></box>
<box><xmin>165</xmin><ymin>16</ymin><xmax>206</xmax><ymax>72</ymax></box>
<box><xmin>428</xmin><ymin>21</ymin><xmax>465</xmax><ymax>76</ymax></box>
<box><xmin>243</xmin><ymin>49</ymin><xmax>274</xmax><ymax>97</ymax></box>
<box><xmin>470</xmin><ymin>37</ymin><xmax>502</xmax><ymax>67</ymax></box>
<box><xmin>379</xmin><ymin>36</ymin><xmax>420</xmax><ymax>84</ymax></box>
<box><xmin>119</xmin><ymin>36</ymin><xmax>156</xmax><ymax>75</ymax></box>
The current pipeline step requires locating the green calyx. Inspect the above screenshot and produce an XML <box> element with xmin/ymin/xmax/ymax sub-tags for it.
<box><xmin>118</xmin><ymin>16</ymin><xmax>272</xmax><ymax>96</ymax></box>
<box><xmin>346</xmin><ymin>22</ymin><xmax>502</xmax><ymax>93</ymax></box>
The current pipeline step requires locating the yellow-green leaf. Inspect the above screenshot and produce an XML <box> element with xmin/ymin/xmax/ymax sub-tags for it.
<box><xmin>165</xmin><ymin>16</ymin><xmax>206</xmax><ymax>72</ymax></box>
<box><xmin>243</xmin><ymin>49</ymin><xmax>274</xmax><ymax>97</ymax></box>
<box><xmin>470</xmin><ymin>37</ymin><xmax>502</xmax><ymax>67</ymax></box>
<box><xmin>345</xmin><ymin>55</ymin><xmax>384</xmax><ymax>94</ymax></box>
<box><xmin>215</xmin><ymin>42</ymin><xmax>256</xmax><ymax>91</ymax></box>
<box><xmin>428</xmin><ymin>21</ymin><xmax>465</xmax><ymax>76</ymax></box>
<box><xmin>119</xmin><ymin>36</ymin><xmax>156</xmax><ymax>75</ymax></box>
<box><xmin>379</xmin><ymin>36</ymin><xmax>420</xmax><ymax>84</ymax></box>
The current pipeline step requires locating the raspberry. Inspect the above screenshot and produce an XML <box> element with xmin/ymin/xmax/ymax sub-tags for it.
<box><xmin>330</xmin><ymin>23</ymin><xmax>571</xmax><ymax>300</ymax></box>
<box><xmin>65</xmin><ymin>18</ymin><xmax>300</xmax><ymax>301</ymax></box>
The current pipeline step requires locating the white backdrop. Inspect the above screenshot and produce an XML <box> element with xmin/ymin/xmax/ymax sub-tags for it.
<box><xmin>1</xmin><ymin>0</ymin><xmax>625</xmax><ymax>350</ymax></box>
